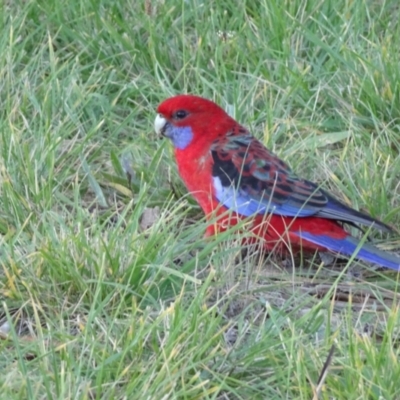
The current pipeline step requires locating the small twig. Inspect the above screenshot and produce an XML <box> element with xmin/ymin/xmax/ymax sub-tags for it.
<box><xmin>313</xmin><ymin>344</ymin><xmax>336</xmax><ymax>400</ymax></box>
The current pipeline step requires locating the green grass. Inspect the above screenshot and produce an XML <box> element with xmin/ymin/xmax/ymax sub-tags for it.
<box><xmin>1</xmin><ymin>0</ymin><xmax>400</xmax><ymax>398</ymax></box>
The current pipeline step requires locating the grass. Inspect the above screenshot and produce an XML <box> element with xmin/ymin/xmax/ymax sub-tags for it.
<box><xmin>1</xmin><ymin>0</ymin><xmax>400</xmax><ymax>398</ymax></box>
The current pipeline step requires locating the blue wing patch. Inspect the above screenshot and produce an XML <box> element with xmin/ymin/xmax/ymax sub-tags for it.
<box><xmin>212</xmin><ymin>176</ymin><xmax>317</xmax><ymax>217</ymax></box>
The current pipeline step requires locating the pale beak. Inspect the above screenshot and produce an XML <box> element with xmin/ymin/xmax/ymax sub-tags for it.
<box><xmin>154</xmin><ymin>114</ymin><xmax>167</xmax><ymax>136</ymax></box>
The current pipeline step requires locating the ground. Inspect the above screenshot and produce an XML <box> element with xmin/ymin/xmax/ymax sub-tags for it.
<box><xmin>1</xmin><ymin>0</ymin><xmax>400</xmax><ymax>398</ymax></box>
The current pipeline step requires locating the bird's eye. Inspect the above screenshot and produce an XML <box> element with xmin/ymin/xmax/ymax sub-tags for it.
<box><xmin>173</xmin><ymin>110</ymin><xmax>188</xmax><ymax>120</ymax></box>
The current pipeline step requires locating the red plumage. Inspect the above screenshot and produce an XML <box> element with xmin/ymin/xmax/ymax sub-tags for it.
<box><xmin>155</xmin><ymin>95</ymin><xmax>400</xmax><ymax>270</ymax></box>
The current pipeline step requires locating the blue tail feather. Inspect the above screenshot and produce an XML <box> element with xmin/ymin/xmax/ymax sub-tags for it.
<box><xmin>297</xmin><ymin>232</ymin><xmax>400</xmax><ymax>271</ymax></box>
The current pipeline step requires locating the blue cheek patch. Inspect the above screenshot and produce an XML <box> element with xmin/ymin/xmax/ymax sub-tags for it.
<box><xmin>164</xmin><ymin>125</ymin><xmax>194</xmax><ymax>150</ymax></box>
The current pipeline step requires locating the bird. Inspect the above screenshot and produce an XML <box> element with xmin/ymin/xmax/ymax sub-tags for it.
<box><xmin>154</xmin><ymin>94</ymin><xmax>400</xmax><ymax>270</ymax></box>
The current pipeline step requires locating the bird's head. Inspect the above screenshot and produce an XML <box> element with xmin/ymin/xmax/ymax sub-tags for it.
<box><xmin>155</xmin><ymin>95</ymin><xmax>235</xmax><ymax>150</ymax></box>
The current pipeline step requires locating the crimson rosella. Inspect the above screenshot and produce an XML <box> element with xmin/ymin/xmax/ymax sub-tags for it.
<box><xmin>155</xmin><ymin>94</ymin><xmax>400</xmax><ymax>270</ymax></box>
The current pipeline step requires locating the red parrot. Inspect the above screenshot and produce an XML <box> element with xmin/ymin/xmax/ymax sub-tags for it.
<box><xmin>155</xmin><ymin>94</ymin><xmax>400</xmax><ymax>270</ymax></box>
